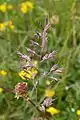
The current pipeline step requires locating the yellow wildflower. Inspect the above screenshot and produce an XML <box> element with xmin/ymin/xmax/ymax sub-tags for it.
<box><xmin>26</xmin><ymin>1</ymin><xmax>33</xmax><ymax>9</ymax></box>
<box><xmin>8</xmin><ymin>21</ymin><xmax>15</xmax><ymax>30</ymax></box>
<box><xmin>7</xmin><ymin>4</ymin><xmax>13</xmax><ymax>10</ymax></box>
<box><xmin>0</xmin><ymin>20</ymin><xmax>14</xmax><ymax>31</ymax></box>
<box><xmin>21</xmin><ymin>6</ymin><xmax>28</xmax><ymax>14</ymax></box>
<box><xmin>0</xmin><ymin>88</ymin><xmax>4</xmax><ymax>93</ymax></box>
<box><xmin>19</xmin><ymin>70</ymin><xmax>27</xmax><ymax>80</ymax></box>
<box><xmin>0</xmin><ymin>23</ymin><xmax>6</xmax><ymax>31</ymax></box>
<box><xmin>77</xmin><ymin>110</ymin><xmax>80</xmax><ymax>116</ymax></box>
<box><xmin>20</xmin><ymin>1</ymin><xmax>33</xmax><ymax>14</ymax></box>
<box><xmin>0</xmin><ymin>70</ymin><xmax>7</xmax><ymax>76</ymax></box>
<box><xmin>0</xmin><ymin>4</ymin><xmax>7</xmax><ymax>12</ymax></box>
<box><xmin>46</xmin><ymin>107</ymin><xmax>60</xmax><ymax>116</ymax></box>
<box><xmin>9</xmin><ymin>24</ymin><xmax>14</xmax><ymax>30</ymax></box>
<box><xmin>45</xmin><ymin>89</ymin><xmax>55</xmax><ymax>97</ymax></box>
<box><xmin>19</xmin><ymin>68</ymin><xmax>38</xmax><ymax>80</ymax></box>
<box><xmin>20</xmin><ymin>2</ymin><xmax>28</xmax><ymax>14</ymax></box>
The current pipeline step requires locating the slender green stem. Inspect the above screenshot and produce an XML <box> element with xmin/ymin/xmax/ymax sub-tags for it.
<box><xmin>24</xmin><ymin>97</ymin><xmax>41</xmax><ymax>113</ymax></box>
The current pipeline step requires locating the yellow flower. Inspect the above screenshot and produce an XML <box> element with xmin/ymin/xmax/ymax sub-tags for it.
<box><xmin>9</xmin><ymin>24</ymin><xmax>14</xmax><ymax>30</ymax></box>
<box><xmin>0</xmin><ymin>23</ymin><xmax>6</xmax><ymax>31</ymax></box>
<box><xmin>20</xmin><ymin>2</ymin><xmax>28</xmax><ymax>14</ymax></box>
<box><xmin>8</xmin><ymin>21</ymin><xmax>15</xmax><ymax>30</ymax></box>
<box><xmin>20</xmin><ymin>1</ymin><xmax>33</xmax><ymax>14</ymax></box>
<box><xmin>19</xmin><ymin>70</ymin><xmax>27</xmax><ymax>80</ymax></box>
<box><xmin>21</xmin><ymin>6</ymin><xmax>28</xmax><ymax>14</ymax></box>
<box><xmin>0</xmin><ymin>20</ymin><xmax>14</xmax><ymax>31</ymax></box>
<box><xmin>45</xmin><ymin>89</ymin><xmax>55</xmax><ymax>97</ymax></box>
<box><xmin>0</xmin><ymin>88</ymin><xmax>3</xmax><ymax>93</ymax></box>
<box><xmin>26</xmin><ymin>2</ymin><xmax>33</xmax><ymax>9</ymax></box>
<box><xmin>46</xmin><ymin>107</ymin><xmax>60</xmax><ymax>116</ymax></box>
<box><xmin>19</xmin><ymin>68</ymin><xmax>38</xmax><ymax>80</ymax></box>
<box><xmin>7</xmin><ymin>4</ymin><xmax>13</xmax><ymax>10</ymax></box>
<box><xmin>0</xmin><ymin>70</ymin><xmax>7</xmax><ymax>76</ymax></box>
<box><xmin>77</xmin><ymin>110</ymin><xmax>80</xmax><ymax>116</ymax></box>
<box><xmin>0</xmin><ymin>4</ymin><xmax>7</xmax><ymax>12</ymax></box>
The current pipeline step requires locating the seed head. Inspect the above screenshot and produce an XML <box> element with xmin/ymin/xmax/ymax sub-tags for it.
<box><xmin>15</xmin><ymin>82</ymin><xmax>28</xmax><ymax>99</ymax></box>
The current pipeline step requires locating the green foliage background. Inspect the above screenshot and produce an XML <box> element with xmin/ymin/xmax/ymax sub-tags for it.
<box><xmin>0</xmin><ymin>0</ymin><xmax>80</xmax><ymax>120</ymax></box>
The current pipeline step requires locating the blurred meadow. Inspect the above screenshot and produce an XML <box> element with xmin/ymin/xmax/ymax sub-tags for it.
<box><xmin>0</xmin><ymin>0</ymin><xmax>80</xmax><ymax>120</ymax></box>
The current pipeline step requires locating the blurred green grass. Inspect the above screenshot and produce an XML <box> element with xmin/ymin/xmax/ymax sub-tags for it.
<box><xmin>0</xmin><ymin>0</ymin><xmax>80</xmax><ymax>120</ymax></box>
